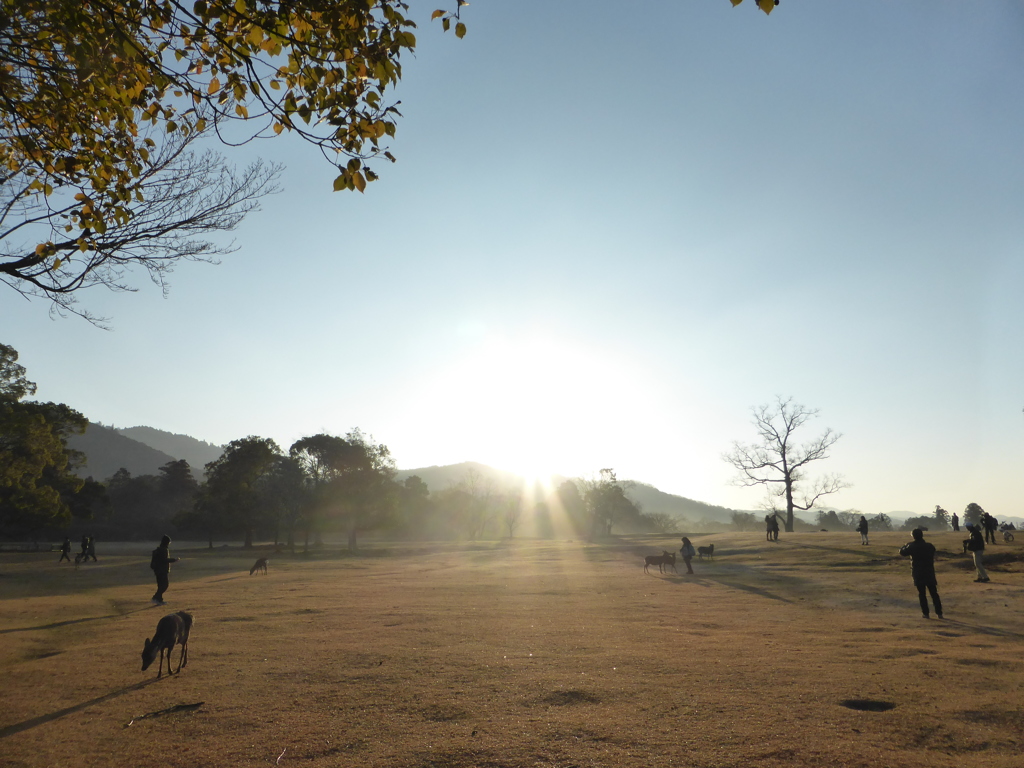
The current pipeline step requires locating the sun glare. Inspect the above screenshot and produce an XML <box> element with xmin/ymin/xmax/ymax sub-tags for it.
<box><xmin>408</xmin><ymin>334</ymin><xmax>663</xmax><ymax>482</ymax></box>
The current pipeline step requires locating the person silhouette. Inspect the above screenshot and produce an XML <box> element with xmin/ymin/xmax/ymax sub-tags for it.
<box><xmin>857</xmin><ymin>516</ymin><xmax>869</xmax><ymax>545</ymax></box>
<box><xmin>899</xmin><ymin>528</ymin><xmax>943</xmax><ymax>619</ymax></box>
<box><xmin>150</xmin><ymin>535</ymin><xmax>180</xmax><ymax>605</ymax></box>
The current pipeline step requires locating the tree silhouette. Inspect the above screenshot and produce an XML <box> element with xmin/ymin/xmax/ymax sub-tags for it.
<box><xmin>724</xmin><ymin>396</ymin><xmax>846</xmax><ymax>532</ymax></box>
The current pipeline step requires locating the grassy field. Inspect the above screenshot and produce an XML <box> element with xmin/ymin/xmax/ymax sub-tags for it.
<box><xmin>1</xmin><ymin>531</ymin><xmax>1022</xmax><ymax>768</ymax></box>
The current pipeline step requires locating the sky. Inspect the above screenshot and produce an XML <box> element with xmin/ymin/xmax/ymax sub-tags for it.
<box><xmin>4</xmin><ymin>0</ymin><xmax>1024</xmax><ymax>517</ymax></box>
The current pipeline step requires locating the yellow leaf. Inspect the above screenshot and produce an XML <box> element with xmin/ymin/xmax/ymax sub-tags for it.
<box><xmin>234</xmin><ymin>0</ymin><xmax>246</xmax><ymax>14</ymax></box>
<box><xmin>353</xmin><ymin>171</ymin><xmax>366</xmax><ymax>192</ymax></box>
<box><xmin>431</xmin><ymin>9</ymin><xmax>444</xmax><ymax>20</ymax></box>
<box><xmin>333</xmin><ymin>173</ymin><xmax>348</xmax><ymax>191</ymax></box>
<box><xmin>208</xmin><ymin>77</ymin><xmax>220</xmax><ymax>94</ymax></box>
<box><xmin>731</xmin><ymin>0</ymin><xmax>742</xmax><ymax>6</ymax></box>
<box><xmin>455</xmin><ymin>22</ymin><xmax>466</xmax><ymax>39</ymax></box>
<box><xmin>52</xmin><ymin>257</ymin><xmax>62</xmax><ymax>271</ymax></box>
<box><xmin>757</xmin><ymin>0</ymin><xmax>776</xmax><ymax>13</ymax></box>
<box><xmin>273</xmin><ymin>122</ymin><xmax>284</xmax><ymax>135</ymax></box>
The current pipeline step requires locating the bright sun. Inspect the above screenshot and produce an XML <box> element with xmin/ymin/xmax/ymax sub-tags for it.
<box><xmin>407</xmin><ymin>334</ymin><xmax>661</xmax><ymax>481</ymax></box>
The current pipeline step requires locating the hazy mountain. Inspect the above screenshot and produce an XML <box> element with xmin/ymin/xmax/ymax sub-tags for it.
<box><xmin>67</xmin><ymin>423</ymin><xmax>178</xmax><ymax>481</ymax></box>
<box><xmin>117</xmin><ymin>426</ymin><xmax>224</xmax><ymax>470</ymax></box>
<box><xmin>623</xmin><ymin>481</ymin><xmax>746</xmax><ymax>524</ymax></box>
<box><xmin>395</xmin><ymin>463</ymin><xmax>741</xmax><ymax>524</ymax></box>
<box><xmin>395</xmin><ymin>461</ymin><xmax>524</xmax><ymax>493</ymax></box>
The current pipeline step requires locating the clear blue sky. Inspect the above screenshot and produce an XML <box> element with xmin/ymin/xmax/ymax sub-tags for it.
<box><xmin>4</xmin><ymin>0</ymin><xmax>1023</xmax><ymax>517</ymax></box>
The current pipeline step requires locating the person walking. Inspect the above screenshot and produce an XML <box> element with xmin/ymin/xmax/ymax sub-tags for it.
<box><xmin>85</xmin><ymin>535</ymin><xmax>97</xmax><ymax>562</ymax></box>
<box><xmin>951</xmin><ymin>512</ymin><xmax>959</xmax><ymax>532</ymax></box>
<box><xmin>857</xmin><ymin>516</ymin><xmax>869</xmax><ymax>545</ymax></box>
<box><xmin>77</xmin><ymin>534</ymin><xmax>89</xmax><ymax>564</ymax></box>
<box><xmin>58</xmin><ymin>537</ymin><xmax>72</xmax><ymax>562</ymax></box>
<box><xmin>965</xmin><ymin>524</ymin><xmax>990</xmax><ymax>583</ymax></box>
<box><xmin>680</xmin><ymin>537</ymin><xmax>696</xmax><ymax>575</ymax></box>
<box><xmin>149</xmin><ymin>535</ymin><xmax>179</xmax><ymax>605</ymax></box>
<box><xmin>899</xmin><ymin>528</ymin><xmax>943</xmax><ymax>619</ymax></box>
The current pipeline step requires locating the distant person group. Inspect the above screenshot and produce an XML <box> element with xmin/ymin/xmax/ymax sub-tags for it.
<box><xmin>58</xmin><ymin>535</ymin><xmax>97</xmax><ymax>564</ymax></box>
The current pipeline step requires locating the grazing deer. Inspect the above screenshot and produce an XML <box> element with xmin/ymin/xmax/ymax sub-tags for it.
<box><xmin>697</xmin><ymin>543</ymin><xmax>715</xmax><ymax>561</ymax></box>
<box><xmin>142</xmin><ymin>611</ymin><xmax>193</xmax><ymax>678</ymax></box>
<box><xmin>249</xmin><ymin>557</ymin><xmax>269</xmax><ymax>575</ymax></box>
<box><xmin>644</xmin><ymin>551</ymin><xmax>677</xmax><ymax>574</ymax></box>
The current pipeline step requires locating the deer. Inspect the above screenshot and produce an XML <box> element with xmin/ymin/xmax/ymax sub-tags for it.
<box><xmin>250</xmin><ymin>557</ymin><xmax>269</xmax><ymax>575</ymax></box>
<box><xmin>644</xmin><ymin>551</ymin><xmax>677</xmax><ymax>574</ymax></box>
<box><xmin>141</xmin><ymin>611</ymin><xmax>193</xmax><ymax>678</ymax></box>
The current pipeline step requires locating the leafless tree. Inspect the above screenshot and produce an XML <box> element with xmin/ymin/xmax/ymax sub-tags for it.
<box><xmin>723</xmin><ymin>396</ymin><xmax>847</xmax><ymax>532</ymax></box>
<box><xmin>503</xmin><ymin>495</ymin><xmax>523</xmax><ymax>538</ymax></box>
<box><xmin>1</xmin><ymin>124</ymin><xmax>281</xmax><ymax>325</ymax></box>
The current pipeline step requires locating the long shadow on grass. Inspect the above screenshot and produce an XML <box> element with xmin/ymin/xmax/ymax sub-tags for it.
<box><xmin>937</xmin><ymin>618</ymin><xmax>1024</xmax><ymax>640</ymax></box>
<box><xmin>664</xmin><ymin>571</ymin><xmax>795</xmax><ymax>603</ymax></box>
<box><xmin>661</xmin><ymin>560</ymin><xmax>817</xmax><ymax>604</ymax></box>
<box><xmin>0</xmin><ymin>679</ymin><xmax>158</xmax><ymax>738</ymax></box>
<box><xmin>0</xmin><ymin>606</ymin><xmax>150</xmax><ymax>635</ymax></box>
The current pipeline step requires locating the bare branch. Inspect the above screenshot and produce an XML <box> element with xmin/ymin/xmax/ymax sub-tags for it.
<box><xmin>722</xmin><ymin>395</ymin><xmax>847</xmax><ymax>531</ymax></box>
<box><xmin>1</xmin><ymin>123</ymin><xmax>281</xmax><ymax>324</ymax></box>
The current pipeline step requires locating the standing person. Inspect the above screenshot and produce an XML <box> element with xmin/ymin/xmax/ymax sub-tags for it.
<box><xmin>150</xmin><ymin>535</ymin><xmax>179</xmax><ymax>605</ymax></box>
<box><xmin>58</xmin><ymin>537</ymin><xmax>72</xmax><ymax>562</ymax></box>
<box><xmin>77</xmin><ymin>535</ymin><xmax>89</xmax><ymax>564</ymax></box>
<box><xmin>985</xmin><ymin>514</ymin><xmax>999</xmax><ymax>545</ymax></box>
<box><xmin>857</xmin><ymin>516</ymin><xmax>869</xmax><ymax>545</ymax></box>
<box><xmin>680</xmin><ymin>537</ymin><xmax>696</xmax><ymax>575</ymax></box>
<box><xmin>899</xmin><ymin>528</ymin><xmax>943</xmax><ymax>619</ymax></box>
<box><xmin>951</xmin><ymin>512</ymin><xmax>959</xmax><ymax>532</ymax></box>
<box><xmin>85</xmin><ymin>535</ymin><xmax>97</xmax><ymax>562</ymax></box>
<box><xmin>764</xmin><ymin>514</ymin><xmax>774</xmax><ymax>542</ymax></box>
<box><xmin>965</xmin><ymin>524</ymin><xmax>990</xmax><ymax>583</ymax></box>
<box><xmin>770</xmin><ymin>513</ymin><xmax>780</xmax><ymax>542</ymax></box>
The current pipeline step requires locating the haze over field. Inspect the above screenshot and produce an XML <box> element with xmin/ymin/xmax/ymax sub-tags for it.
<box><xmin>4</xmin><ymin>2</ymin><xmax>1023</xmax><ymax>516</ymax></box>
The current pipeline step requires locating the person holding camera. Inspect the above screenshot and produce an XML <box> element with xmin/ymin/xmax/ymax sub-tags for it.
<box><xmin>965</xmin><ymin>524</ymin><xmax>990</xmax><ymax>582</ymax></box>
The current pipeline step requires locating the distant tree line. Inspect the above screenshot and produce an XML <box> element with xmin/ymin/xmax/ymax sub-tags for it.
<box><xmin>1</xmin><ymin>343</ymin><xmax>691</xmax><ymax>548</ymax></box>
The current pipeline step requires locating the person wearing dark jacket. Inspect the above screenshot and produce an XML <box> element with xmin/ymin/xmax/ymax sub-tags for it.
<box><xmin>899</xmin><ymin>528</ymin><xmax>943</xmax><ymax>619</ymax></box>
<box><xmin>965</xmin><ymin>524</ymin><xmax>989</xmax><ymax>582</ymax></box>
<box><xmin>150</xmin><ymin>535</ymin><xmax>179</xmax><ymax>605</ymax></box>
<box><xmin>857</xmin><ymin>516</ymin><xmax>869</xmax><ymax>545</ymax></box>
<box><xmin>58</xmin><ymin>537</ymin><xmax>72</xmax><ymax>562</ymax></box>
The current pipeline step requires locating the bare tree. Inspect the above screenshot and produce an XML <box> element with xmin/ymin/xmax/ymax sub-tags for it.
<box><xmin>1</xmin><ymin>123</ymin><xmax>281</xmax><ymax>324</ymax></box>
<box><xmin>502</xmin><ymin>495</ymin><xmax>523</xmax><ymax>539</ymax></box>
<box><xmin>724</xmin><ymin>396</ymin><xmax>847</xmax><ymax>532</ymax></box>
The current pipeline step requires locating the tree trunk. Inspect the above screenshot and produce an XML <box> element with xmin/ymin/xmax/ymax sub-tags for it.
<box><xmin>784</xmin><ymin>479</ymin><xmax>796</xmax><ymax>532</ymax></box>
<box><xmin>244</xmin><ymin>527</ymin><xmax>253</xmax><ymax>549</ymax></box>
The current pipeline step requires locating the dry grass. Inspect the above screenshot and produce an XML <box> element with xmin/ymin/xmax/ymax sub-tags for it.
<box><xmin>1</xmin><ymin>531</ymin><xmax>1022</xmax><ymax>767</ymax></box>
